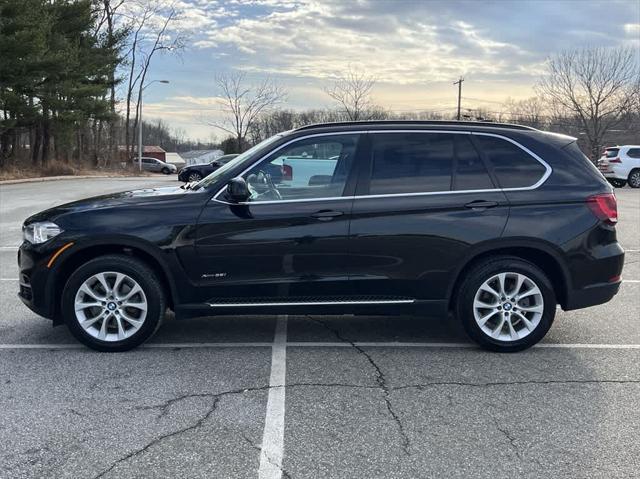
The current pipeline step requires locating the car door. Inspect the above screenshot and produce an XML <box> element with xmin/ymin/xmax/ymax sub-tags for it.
<box><xmin>193</xmin><ymin>133</ymin><xmax>362</xmax><ymax>302</ymax></box>
<box><xmin>140</xmin><ymin>158</ymin><xmax>152</xmax><ymax>171</ymax></box>
<box><xmin>348</xmin><ymin>131</ymin><xmax>509</xmax><ymax>309</ymax></box>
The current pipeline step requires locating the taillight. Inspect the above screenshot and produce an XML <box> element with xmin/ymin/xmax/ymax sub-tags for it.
<box><xmin>587</xmin><ymin>193</ymin><xmax>618</xmax><ymax>225</ymax></box>
<box><xmin>609</xmin><ymin>157</ymin><xmax>622</xmax><ymax>163</ymax></box>
<box><xmin>282</xmin><ymin>164</ymin><xmax>293</xmax><ymax>181</ymax></box>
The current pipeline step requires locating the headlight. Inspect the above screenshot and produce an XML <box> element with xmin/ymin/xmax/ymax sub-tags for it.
<box><xmin>23</xmin><ymin>221</ymin><xmax>63</xmax><ymax>244</ymax></box>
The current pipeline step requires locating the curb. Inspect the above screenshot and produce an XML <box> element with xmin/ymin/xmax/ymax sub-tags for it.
<box><xmin>0</xmin><ymin>175</ymin><xmax>158</xmax><ymax>186</ymax></box>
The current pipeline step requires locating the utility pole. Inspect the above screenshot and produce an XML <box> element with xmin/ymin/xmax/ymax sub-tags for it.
<box><xmin>137</xmin><ymin>80</ymin><xmax>169</xmax><ymax>171</ymax></box>
<box><xmin>453</xmin><ymin>77</ymin><xmax>464</xmax><ymax>121</ymax></box>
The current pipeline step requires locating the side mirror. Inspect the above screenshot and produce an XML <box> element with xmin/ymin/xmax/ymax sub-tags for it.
<box><xmin>226</xmin><ymin>177</ymin><xmax>250</xmax><ymax>203</ymax></box>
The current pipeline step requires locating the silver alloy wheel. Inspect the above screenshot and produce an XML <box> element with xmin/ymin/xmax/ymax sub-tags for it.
<box><xmin>629</xmin><ymin>170</ymin><xmax>640</xmax><ymax>188</ymax></box>
<box><xmin>473</xmin><ymin>272</ymin><xmax>544</xmax><ymax>342</ymax></box>
<box><xmin>74</xmin><ymin>272</ymin><xmax>147</xmax><ymax>342</ymax></box>
<box><xmin>188</xmin><ymin>172</ymin><xmax>201</xmax><ymax>182</ymax></box>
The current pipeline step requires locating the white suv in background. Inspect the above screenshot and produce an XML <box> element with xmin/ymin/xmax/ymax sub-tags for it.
<box><xmin>598</xmin><ymin>145</ymin><xmax>640</xmax><ymax>188</ymax></box>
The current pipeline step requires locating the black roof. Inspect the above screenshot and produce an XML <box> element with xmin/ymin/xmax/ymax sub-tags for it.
<box><xmin>294</xmin><ymin>120</ymin><xmax>537</xmax><ymax>132</ymax></box>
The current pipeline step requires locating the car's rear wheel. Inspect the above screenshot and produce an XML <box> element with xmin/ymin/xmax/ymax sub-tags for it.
<box><xmin>628</xmin><ymin>169</ymin><xmax>640</xmax><ymax>188</ymax></box>
<box><xmin>455</xmin><ymin>256</ymin><xmax>556</xmax><ymax>352</ymax></box>
<box><xmin>608</xmin><ymin>178</ymin><xmax>626</xmax><ymax>188</ymax></box>
<box><xmin>62</xmin><ymin>255</ymin><xmax>165</xmax><ymax>352</ymax></box>
<box><xmin>187</xmin><ymin>171</ymin><xmax>202</xmax><ymax>182</ymax></box>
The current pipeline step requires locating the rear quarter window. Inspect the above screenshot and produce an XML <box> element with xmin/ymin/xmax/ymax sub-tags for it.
<box><xmin>474</xmin><ymin>135</ymin><xmax>547</xmax><ymax>189</ymax></box>
<box><xmin>626</xmin><ymin>148</ymin><xmax>640</xmax><ymax>159</ymax></box>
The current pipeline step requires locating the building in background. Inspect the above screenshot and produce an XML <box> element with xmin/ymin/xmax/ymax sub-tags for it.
<box><xmin>164</xmin><ymin>152</ymin><xmax>185</xmax><ymax>169</ymax></box>
<box><xmin>180</xmin><ymin>149</ymin><xmax>224</xmax><ymax>166</ymax></box>
<box><xmin>119</xmin><ymin>145</ymin><xmax>167</xmax><ymax>162</ymax></box>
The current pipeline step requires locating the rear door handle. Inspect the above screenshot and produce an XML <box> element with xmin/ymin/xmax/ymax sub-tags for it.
<box><xmin>311</xmin><ymin>210</ymin><xmax>344</xmax><ymax>221</ymax></box>
<box><xmin>464</xmin><ymin>200</ymin><xmax>499</xmax><ymax>210</ymax></box>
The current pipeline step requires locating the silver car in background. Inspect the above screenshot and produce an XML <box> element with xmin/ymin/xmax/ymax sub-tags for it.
<box><xmin>132</xmin><ymin>157</ymin><xmax>177</xmax><ymax>174</ymax></box>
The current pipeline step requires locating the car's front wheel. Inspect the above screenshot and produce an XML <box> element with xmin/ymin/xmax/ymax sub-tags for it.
<box><xmin>187</xmin><ymin>171</ymin><xmax>202</xmax><ymax>182</ymax></box>
<box><xmin>161</xmin><ymin>167</ymin><xmax>171</xmax><ymax>175</ymax></box>
<box><xmin>62</xmin><ymin>255</ymin><xmax>165</xmax><ymax>352</ymax></box>
<box><xmin>456</xmin><ymin>256</ymin><xmax>556</xmax><ymax>352</ymax></box>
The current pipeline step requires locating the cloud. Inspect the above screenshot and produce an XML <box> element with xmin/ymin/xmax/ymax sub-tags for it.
<box><xmin>624</xmin><ymin>23</ymin><xmax>640</xmax><ymax>34</ymax></box>
<box><xmin>192</xmin><ymin>1</ymin><xmax>529</xmax><ymax>84</ymax></box>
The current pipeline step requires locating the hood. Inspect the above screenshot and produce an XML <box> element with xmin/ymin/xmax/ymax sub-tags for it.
<box><xmin>26</xmin><ymin>185</ymin><xmax>191</xmax><ymax>223</ymax></box>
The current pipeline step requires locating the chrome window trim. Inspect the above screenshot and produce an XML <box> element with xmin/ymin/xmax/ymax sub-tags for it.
<box><xmin>207</xmin><ymin>299</ymin><xmax>415</xmax><ymax>307</ymax></box>
<box><xmin>470</xmin><ymin>132</ymin><xmax>552</xmax><ymax>191</ymax></box>
<box><xmin>211</xmin><ymin>129</ymin><xmax>552</xmax><ymax>206</ymax></box>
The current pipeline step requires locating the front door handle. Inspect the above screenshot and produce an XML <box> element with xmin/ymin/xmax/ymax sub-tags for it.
<box><xmin>464</xmin><ymin>200</ymin><xmax>499</xmax><ymax>210</ymax></box>
<box><xmin>311</xmin><ymin>210</ymin><xmax>344</xmax><ymax>221</ymax></box>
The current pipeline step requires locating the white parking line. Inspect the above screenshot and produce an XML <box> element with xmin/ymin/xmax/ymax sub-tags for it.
<box><xmin>258</xmin><ymin>315</ymin><xmax>288</xmax><ymax>479</ymax></box>
<box><xmin>1</xmin><ymin>341</ymin><xmax>640</xmax><ymax>350</ymax></box>
<box><xmin>0</xmin><ymin>246</ymin><xmax>19</xmax><ymax>250</ymax></box>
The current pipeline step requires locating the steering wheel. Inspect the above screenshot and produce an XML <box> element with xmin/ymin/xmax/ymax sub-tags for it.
<box><xmin>261</xmin><ymin>170</ymin><xmax>282</xmax><ymax>200</ymax></box>
<box><xmin>248</xmin><ymin>169</ymin><xmax>282</xmax><ymax>201</ymax></box>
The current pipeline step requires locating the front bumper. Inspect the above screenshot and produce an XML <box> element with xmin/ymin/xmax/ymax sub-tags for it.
<box><xmin>17</xmin><ymin>242</ymin><xmax>59</xmax><ymax>321</ymax></box>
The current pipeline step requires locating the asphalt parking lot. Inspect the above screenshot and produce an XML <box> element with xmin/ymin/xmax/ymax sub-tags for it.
<box><xmin>0</xmin><ymin>177</ymin><xmax>638</xmax><ymax>479</ymax></box>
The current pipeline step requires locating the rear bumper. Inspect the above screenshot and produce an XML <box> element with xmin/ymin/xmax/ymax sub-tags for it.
<box><xmin>563</xmin><ymin>240</ymin><xmax>624</xmax><ymax>310</ymax></box>
<box><xmin>564</xmin><ymin>280</ymin><xmax>621</xmax><ymax>311</ymax></box>
<box><xmin>601</xmin><ymin>165</ymin><xmax>630</xmax><ymax>180</ymax></box>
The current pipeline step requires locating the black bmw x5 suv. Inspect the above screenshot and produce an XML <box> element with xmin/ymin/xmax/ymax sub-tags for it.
<box><xmin>19</xmin><ymin>121</ymin><xmax>624</xmax><ymax>352</ymax></box>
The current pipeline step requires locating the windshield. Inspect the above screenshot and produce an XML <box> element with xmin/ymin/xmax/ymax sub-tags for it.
<box><xmin>194</xmin><ymin>135</ymin><xmax>283</xmax><ymax>190</ymax></box>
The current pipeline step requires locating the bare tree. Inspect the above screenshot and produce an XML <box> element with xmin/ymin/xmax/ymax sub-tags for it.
<box><xmin>537</xmin><ymin>47</ymin><xmax>640</xmax><ymax>161</ymax></box>
<box><xmin>209</xmin><ymin>73</ymin><xmax>286</xmax><ymax>152</ymax></box>
<box><xmin>504</xmin><ymin>96</ymin><xmax>547</xmax><ymax>129</ymax></box>
<box><xmin>94</xmin><ymin>0</ymin><xmax>127</xmax><ymax>166</ymax></box>
<box><xmin>121</xmin><ymin>0</ymin><xmax>185</xmax><ymax>158</ymax></box>
<box><xmin>325</xmin><ymin>67</ymin><xmax>378</xmax><ymax>121</ymax></box>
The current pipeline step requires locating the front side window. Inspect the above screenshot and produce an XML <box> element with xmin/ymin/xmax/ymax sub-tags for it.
<box><xmin>474</xmin><ymin>135</ymin><xmax>546</xmax><ymax>189</ymax></box>
<box><xmin>243</xmin><ymin>134</ymin><xmax>359</xmax><ymax>202</ymax></box>
<box><xmin>196</xmin><ymin>134</ymin><xmax>283</xmax><ymax>190</ymax></box>
<box><xmin>369</xmin><ymin>133</ymin><xmax>454</xmax><ymax>195</ymax></box>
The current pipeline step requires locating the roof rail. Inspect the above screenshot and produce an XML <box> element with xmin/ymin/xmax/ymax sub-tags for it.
<box><xmin>293</xmin><ymin>120</ymin><xmax>538</xmax><ymax>132</ymax></box>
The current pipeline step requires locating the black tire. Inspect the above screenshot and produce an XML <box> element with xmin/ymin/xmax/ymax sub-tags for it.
<box><xmin>628</xmin><ymin>169</ymin><xmax>640</xmax><ymax>188</ymax></box>
<box><xmin>607</xmin><ymin>179</ymin><xmax>626</xmax><ymax>188</ymax></box>
<box><xmin>187</xmin><ymin>171</ymin><xmax>202</xmax><ymax>182</ymax></box>
<box><xmin>61</xmin><ymin>254</ymin><xmax>165</xmax><ymax>352</ymax></box>
<box><xmin>161</xmin><ymin>167</ymin><xmax>171</xmax><ymax>175</ymax></box>
<box><xmin>455</xmin><ymin>256</ymin><xmax>556</xmax><ymax>352</ymax></box>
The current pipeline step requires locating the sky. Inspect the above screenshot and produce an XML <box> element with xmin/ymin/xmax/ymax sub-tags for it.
<box><xmin>134</xmin><ymin>0</ymin><xmax>640</xmax><ymax>141</ymax></box>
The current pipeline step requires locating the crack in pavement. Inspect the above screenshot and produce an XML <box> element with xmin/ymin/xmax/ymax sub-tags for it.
<box><xmin>93</xmin><ymin>396</ymin><xmax>223</xmax><ymax>479</ymax></box>
<box><xmin>239</xmin><ymin>431</ymin><xmax>293</xmax><ymax>479</ymax></box>
<box><xmin>393</xmin><ymin>378</ymin><xmax>640</xmax><ymax>391</ymax></box>
<box><xmin>305</xmin><ymin>316</ymin><xmax>412</xmax><ymax>456</ymax></box>
<box><xmin>491</xmin><ymin>417</ymin><xmax>524</xmax><ymax>461</ymax></box>
<box><xmin>136</xmin><ymin>385</ymin><xmax>272</xmax><ymax>419</ymax></box>
<box><xmin>91</xmin><ymin>363</ymin><xmax>640</xmax><ymax>477</ymax></box>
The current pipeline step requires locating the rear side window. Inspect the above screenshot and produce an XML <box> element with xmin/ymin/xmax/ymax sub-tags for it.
<box><xmin>474</xmin><ymin>135</ymin><xmax>546</xmax><ymax>189</ymax></box>
<box><xmin>626</xmin><ymin>148</ymin><xmax>640</xmax><ymax>158</ymax></box>
<box><xmin>453</xmin><ymin>135</ymin><xmax>494</xmax><ymax>191</ymax></box>
<box><xmin>370</xmin><ymin>133</ymin><xmax>454</xmax><ymax>194</ymax></box>
<box><xmin>605</xmin><ymin>148</ymin><xmax>620</xmax><ymax>158</ymax></box>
